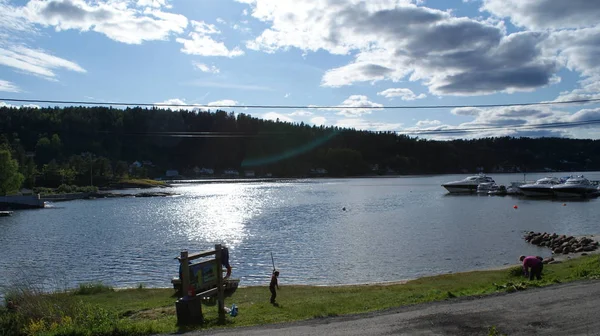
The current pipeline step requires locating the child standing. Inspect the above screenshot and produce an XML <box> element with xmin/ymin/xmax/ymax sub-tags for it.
<box><xmin>269</xmin><ymin>270</ymin><xmax>280</xmax><ymax>304</ymax></box>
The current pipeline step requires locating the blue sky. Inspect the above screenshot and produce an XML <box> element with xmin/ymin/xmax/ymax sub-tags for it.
<box><xmin>1</xmin><ymin>0</ymin><xmax>600</xmax><ymax>139</ymax></box>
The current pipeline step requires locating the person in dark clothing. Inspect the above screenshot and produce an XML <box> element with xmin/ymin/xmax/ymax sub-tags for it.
<box><xmin>520</xmin><ymin>255</ymin><xmax>543</xmax><ymax>280</ymax></box>
<box><xmin>270</xmin><ymin>270</ymin><xmax>280</xmax><ymax>304</ymax></box>
<box><xmin>221</xmin><ymin>247</ymin><xmax>232</xmax><ymax>278</ymax></box>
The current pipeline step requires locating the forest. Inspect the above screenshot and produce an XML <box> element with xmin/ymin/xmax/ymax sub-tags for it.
<box><xmin>1</xmin><ymin>105</ymin><xmax>600</xmax><ymax>192</ymax></box>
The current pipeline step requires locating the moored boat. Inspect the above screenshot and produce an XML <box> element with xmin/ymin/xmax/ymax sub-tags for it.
<box><xmin>551</xmin><ymin>175</ymin><xmax>597</xmax><ymax>198</ymax></box>
<box><xmin>519</xmin><ymin>177</ymin><xmax>563</xmax><ymax>197</ymax></box>
<box><xmin>442</xmin><ymin>173</ymin><xmax>495</xmax><ymax>193</ymax></box>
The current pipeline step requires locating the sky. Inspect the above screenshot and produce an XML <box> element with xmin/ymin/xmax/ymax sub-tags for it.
<box><xmin>1</xmin><ymin>0</ymin><xmax>600</xmax><ymax>139</ymax></box>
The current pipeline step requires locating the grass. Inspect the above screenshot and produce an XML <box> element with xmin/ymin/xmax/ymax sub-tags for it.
<box><xmin>2</xmin><ymin>255</ymin><xmax>600</xmax><ymax>335</ymax></box>
<box><xmin>113</xmin><ymin>179</ymin><xmax>169</xmax><ymax>188</ymax></box>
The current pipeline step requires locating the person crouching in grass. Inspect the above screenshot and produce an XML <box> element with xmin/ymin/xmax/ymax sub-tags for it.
<box><xmin>520</xmin><ymin>255</ymin><xmax>543</xmax><ymax>280</ymax></box>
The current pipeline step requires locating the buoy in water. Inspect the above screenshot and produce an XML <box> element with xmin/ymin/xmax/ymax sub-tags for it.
<box><xmin>342</xmin><ymin>207</ymin><xmax>346</xmax><ymax>211</ymax></box>
<box><xmin>563</xmin><ymin>203</ymin><xmax>567</xmax><ymax>206</ymax></box>
<box><xmin>513</xmin><ymin>205</ymin><xmax>518</xmax><ymax>209</ymax></box>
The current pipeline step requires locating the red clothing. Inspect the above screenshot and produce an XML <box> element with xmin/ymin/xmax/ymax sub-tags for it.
<box><xmin>522</xmin><ymin>256</ymin><xmax>542</xmax><ymax>271</ymax></box>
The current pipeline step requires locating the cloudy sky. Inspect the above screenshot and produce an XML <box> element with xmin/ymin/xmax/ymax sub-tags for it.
<box><xmin>1</xmin><ymin>0</ymin><xmax>600</xmax><ymax>139</ymax></box>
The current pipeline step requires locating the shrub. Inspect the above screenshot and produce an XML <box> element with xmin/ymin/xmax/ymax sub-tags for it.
<box><xmin>74</xmin><ymin>282</ymin><xmax>114</xmax><ymax>295</ymax></box>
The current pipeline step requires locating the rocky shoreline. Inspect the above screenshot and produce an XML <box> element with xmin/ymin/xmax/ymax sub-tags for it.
<box><xmin>524</xmin><ymin>231</ymin><xmax>599</xmax><ymax>255</ymax></box>
<box><xmin>90</xmin><ymin>191</ymin><xmax>177</xmax><ymax>199</ymax></box>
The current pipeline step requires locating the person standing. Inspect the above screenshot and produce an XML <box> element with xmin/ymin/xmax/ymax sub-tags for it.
<box><xmin>222</xmin><ymin>246</ymin><xmax>232</xmax><ymax>279</ymax></box>
<box><xmin>520</xmin><ymin>255</ymin><xmax>543</xmax><ymax>280</ymax></box>
<box><xmin>270</xmin><ymin>270</ymin><xmax>280</xmax><ymax>304</ymax></box>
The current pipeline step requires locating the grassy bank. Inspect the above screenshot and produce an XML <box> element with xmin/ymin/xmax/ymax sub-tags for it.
<box><xmin>108</xmin><ymin>179</ymin><xmax>170</xmax><ymax>189</ymax></box>
<box><xmin>2</xmin><ymin>255</ymin><xmax>600</xmax><ymax>335</ymax></box>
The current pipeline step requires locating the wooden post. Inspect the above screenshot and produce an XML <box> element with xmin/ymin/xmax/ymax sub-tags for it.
<box><xmin>215</xmin><ymin>244</ymin><xmax>225</xmax><ymax>320</ymax></box>
<box><xmin>180</xmin><ymin>250</ymin><xmax>190</xmax><ymax>297</ymax></box>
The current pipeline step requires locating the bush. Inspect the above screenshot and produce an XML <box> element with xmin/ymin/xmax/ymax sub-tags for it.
<box><xmin>74</xmin><ymin>283</ymin><xmax>114</xmax><ymax>295</ymax></box>
<box><xmin>508</xmin><ymin>266</ymin><xmax>523</xmax><ymax>277</ymax></box>
<box><xmin>2</xmin><ymin>284</ymin><xmax>118</xmax><ymax>336</ymax></box>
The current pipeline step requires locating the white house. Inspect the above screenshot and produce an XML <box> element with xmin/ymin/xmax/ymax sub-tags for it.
<box><xmin>165</xmin><ymin>170</ymin><xmax>179</xmax><ymax>177</ymax></box>
<box><xmin>200</xmin><ymin>168</ymin><xmax>215</xmax><ymax>175</ymax></box>
<box><xmin>244</xmin><ymin>170</ymin><xmax>255</xmax><ymax>177</ymax></box>
<box><xmin>223</xmin><ymin>169</ymin><xmax>239</xmax><ymax>177</ymax></box>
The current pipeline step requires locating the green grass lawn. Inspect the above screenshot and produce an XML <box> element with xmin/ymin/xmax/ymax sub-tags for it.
<box><xmin>2</xmin><ymin>255</ymin><xmax>600</xmax><ymax>336</ymax></box>
<box><xmin>112</xmin><ymin>179</ymin><xmax>169</xmax><ymax>189</ymax></box>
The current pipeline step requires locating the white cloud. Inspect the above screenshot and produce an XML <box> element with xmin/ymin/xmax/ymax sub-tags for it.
<box><xmin>0</xmin><ymin>79</ymin><xmax>20</xmax><ymax>92</ymax></box>
<box><xmin>0</xmin><ymin>101</ymin><xmax>39</xmax><ymax>108</ymax></box>
<box><xmin>154</xmin><ymin>98</ymin><xmax>203</xmax><ymax>111</ymax></box>
<box><xmin>239</xmin><ymin>0</ymin><xmax>561</xmax><ymax>96</ymax></box>
<box><xmin>284</xmin><ymin>93</ymin><xmax>290</xmax><ymax>98</ymax></box>
<box><xmin>331</xmin><ymin>95</ymin><xmax>383</xmax><ymax>117</ymax></box>
<box><xmin>136</xmin><ymin>0</ymin><xmax>171</xmax><ymax>9</ymax></box>
<box><xmin>20</xmin><ymin>0</ymin><xmax>188</xmax><ymax>45</ymax></box>
<box><xmin>310</xmin><ymin>116</ymin><xmax>327</xmax><ymax>126</ymax></box>
<box><xmin>177</xmin><ymin>20</ymin><xmax>244</xmax><ymax>57</ymax></box>
<box><xmin>216</xmin><ymin>18</ymin><xmax>226</xmax><ymax>24</ymax></box>
<box><xmin>0</xmin><ymin>45</ymin><xmax>86</xmax><ymax>80</ymax></box>
<box><xmin>335</xmin><ymin>118</ymin><xmax>403</xmax><ymax>132</ymax></box>
<box><xmin>377</xmin><ymin>88</ymin><xmax>427</xmax><ymax>100</ymax></box>
<box><xmin>416</xmin><ymin>119</ymin><xmax>441</xmax><ymax>126</ymax></box>
<box><xmin>192</xmin><ymin>62</ymin><xmax>220</xmax><ymax>73</ymax></box>
<box><xmin>482</xmin><ymin>0</ymin><xmax>600</xmax><ymax>30</ymax></box>
<box><xmin>262</xmin><ymin>112</ymin><xmax>294</xmax><ymax>123</ymax></box>
<box><xmin>451</xmin><ymin>107</ymin><xmax>482</xmax><ymax>116</ymax></box>
<box><xmin>0</xmin><ymin>0</ymin><xmax>34</xmax><ymax>39</ymax></box>
<box><xmin>207</xmin><ymin>99</ymin><xmax>238</xmax><ymax>106</ymax></box>
<box><xmin>289</xmin><ymin>110</ymin><xmax>312</xmax><ymax>117</ymax></box>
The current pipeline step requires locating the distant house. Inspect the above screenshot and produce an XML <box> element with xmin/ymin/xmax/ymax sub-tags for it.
<box><xmin>223</xmin><ymin>169</ymin><xmax>239</xmax><ymax>177</ymax></box>
<box><xmin>244</xmin><ymin>170</ymin><xmax>255</xmax><ymax>177</ymax></box>
<box><xmin>165</xmin><ymin>170</ymin><xmax>179</xmax><ymax>177</ymax></box>
<box><xmin>129</xmin><ymin>161</ymin><xmax>143</xmax><ymax>173</ymax></box>
<box><xmin>309</xmin><ymin>168</ymin><xmax>328</xmax><ymax>176</ymax></box>
<box><xmin>200</xmin><ymin>168</ymin><xmax>215</xmax><ymax>175</ymax></box>
<box><xmin>142</xmin><ymin>160</ymin><xmax>155</xmax><ymax>167</ymax></box>
<box><xmin>265</xmin><ymin>173</ymin><xmax>273</xmax><ymax>178</ymax></box>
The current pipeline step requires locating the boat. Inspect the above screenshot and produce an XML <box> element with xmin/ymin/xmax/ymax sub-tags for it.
<box><xmin>519</xmin><ymin>177</ymin><xmax>563</xmax><ymax>197</ymax></box>
<box><xmin>488</xmin><ymin>185</ymin><xmax>508</xmax><ymax>196</ymax></box>
<box><xmin>551</xmin><ymin>175</ymin><xmax>598</xmax><ymax>198</ymax></box>
<box><xmin>442</xmin><ymin>173</ymin><xmax>495</xmax><ymax>193</ymax></box>
<box><xmin>0</xmin><ymin>211</ymin><xmax>13</xmax><ymax>217</ymax></box>
<box><xmin>477</xmin><ymin>182</ymin><xmax>498</xmax><ymax>194</ymax></box>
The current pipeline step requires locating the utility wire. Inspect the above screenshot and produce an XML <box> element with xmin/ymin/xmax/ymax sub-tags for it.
<box><xmin>399</xmin><ymin>119</ymin><xmax>600</xmax><ymax>135</ymax></box>
<box><xmin>1</xmin><ymin>97</ymin><xmax>600</xmax><ymax>110</ymax></box>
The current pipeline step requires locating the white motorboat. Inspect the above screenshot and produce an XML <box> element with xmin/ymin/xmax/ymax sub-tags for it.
<box><xmin>442</xmin><ymin>173</ymin><xmax>495</xmax><ymax>193</ymax></box>
<box><xmin>551</xmin><ymin>175</ymin><xmax>598</xmax><ymax>198</ymax></box>
<box><xmin>519</xmin><ymin>177</ymin><xmax>563</xmax><ymax>197</ymax></box>
<box><xmin>477</xmin><ymin>182</ymin><xmax>498</xmax><ymax>194</ymax></box>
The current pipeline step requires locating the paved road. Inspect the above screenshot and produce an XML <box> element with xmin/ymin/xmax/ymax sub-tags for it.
<box><xmin>195</xmin><ymin>280</ymin><xmax>600</xmax><ymax>335</ymax></box>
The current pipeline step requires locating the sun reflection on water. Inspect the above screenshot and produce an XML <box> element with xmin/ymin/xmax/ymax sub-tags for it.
<box><xmin>171</xmin><ymin>184</ymin><xmax>267</xmax><ymax>247</ymax></box>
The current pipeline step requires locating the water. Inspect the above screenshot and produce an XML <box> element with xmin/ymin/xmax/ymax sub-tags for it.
<box><xmin>1</xmin><ymin>172</ymin><xmax>599</xmax><ymax>294</ymax></box>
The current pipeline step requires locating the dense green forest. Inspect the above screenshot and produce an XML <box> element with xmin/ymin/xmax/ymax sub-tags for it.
<box><xmin>1</xmin><ymin>105</ymin><xmax>599</xmax><ymax>191</ymax></box>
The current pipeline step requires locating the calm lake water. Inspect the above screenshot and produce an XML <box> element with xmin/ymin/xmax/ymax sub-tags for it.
<box><xmin>1</xmin><ymin>173</ymin><xmax>600</xmax><ymax>294</ymax></box>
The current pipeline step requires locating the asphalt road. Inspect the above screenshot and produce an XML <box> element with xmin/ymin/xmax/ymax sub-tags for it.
<box><xmin>194</xmin><ymin>280</ymin><xmax>600</xmax><ymax>336</ymax></box>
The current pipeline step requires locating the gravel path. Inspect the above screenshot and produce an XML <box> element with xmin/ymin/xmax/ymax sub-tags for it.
<box><xmin>192</xmin><ymin>280</ymin><xmax>600</xmax><ymax>336</ymax></box>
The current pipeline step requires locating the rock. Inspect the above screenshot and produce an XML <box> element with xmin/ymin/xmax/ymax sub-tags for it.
<box><xmin>575</xmin><ymin>247</ymin><xmax>584</xmax><ymax>253</ymax></box>
<box><xmin>583</xmin><ymin>245</ymin><xmax>595</xmax><ymax>252</ymax></box>
<box><xmin>582</xmin><ymin>253</ymin><xmax>589</xmax><ymax>256</ymax></box>
<box><xmin>553</xmin><ymin>248</ymin><xmax>562</xmax><ymax>254</ymax></box>
<box><xmin>549</xmin><ymin>260</ymin><xmax>562</xmax><ymax>264</ymax></box>
<box><xmin>542</xmin><ymin>257</ymin><xmax>554</xmax><ymax>264</ymax></box>
<box><xmin>562</xmin><ymin>246</ymin><xmax>571</xmax><ymax>254</ymax></box>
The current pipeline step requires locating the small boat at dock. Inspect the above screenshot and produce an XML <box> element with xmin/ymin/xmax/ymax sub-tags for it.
<box><xmin>0</xmin><ymin>211</ymin><xmax>14</xmax><ymax>217</ymax></box>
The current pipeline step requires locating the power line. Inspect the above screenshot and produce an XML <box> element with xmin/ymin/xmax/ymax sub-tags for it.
<box><xmin>399</xmin><ymin>119</ymin><xmax>600</xmax><ymax>135</ymax></box>
<box><xmin>1</xmin><ymin>97</ymin><xmax>600</xmax><ymax>110</ymax></box>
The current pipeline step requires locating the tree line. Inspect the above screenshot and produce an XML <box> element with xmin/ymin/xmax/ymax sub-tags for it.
<box><xmin>1</xmin><ymin>105</ymin><xmax>599</xmax><ymax>194</ymax></box>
